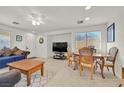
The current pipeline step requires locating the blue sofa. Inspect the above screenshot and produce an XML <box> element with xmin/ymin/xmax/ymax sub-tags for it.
<box><xmin>0</xmin><ymin>55</ymin><xmax>26</xmax><ymax>68</ymax></box>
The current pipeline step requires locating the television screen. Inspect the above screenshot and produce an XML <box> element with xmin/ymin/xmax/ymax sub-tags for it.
<box><xmin>53</xmin><ymin>42</ymin><xmax>68</xmax><ymax>52</ymax></box>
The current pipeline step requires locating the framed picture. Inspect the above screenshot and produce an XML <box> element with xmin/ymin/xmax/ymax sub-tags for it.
<box><xmin>16</xmin><ymin>35</ymin><xmax>22</xmax><ymax>42</ymax></box>
<box><xmin>107</xmin><ymin>23</ymin><xmax>115</xmax><ymax>42</ymax></box>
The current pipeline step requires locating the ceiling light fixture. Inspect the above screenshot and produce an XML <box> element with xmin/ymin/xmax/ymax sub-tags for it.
<box><xmin>12</xmin><ymin>21</ymin><xmax>19</xmax><ymax>25</ymax></box>
<box><xmin>29</xmin><ymin>13</ymin><xmax>45</xmax><ymax>26</ymax></box>
<box><xmin>85</xmin><ymin>6</ymin><xmax>92</xmax><ymax>10</ymax></box>
<box><xmin>85</xmin><ymin>17</ymin><xmax>90</xmax><ymax>21</ymax></box>
<box><xmin>77</xmin><ymin>20</ymin><xmax>84</xmax><ymax>24</ymax></box>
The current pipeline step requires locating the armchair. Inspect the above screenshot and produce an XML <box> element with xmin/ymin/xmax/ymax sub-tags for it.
<box><xmin>104</xmin><ymin>47</ymin><xmax>118</xmax><ymax>76</ymax></box>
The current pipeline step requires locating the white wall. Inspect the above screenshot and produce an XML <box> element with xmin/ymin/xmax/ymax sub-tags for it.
<box><xmin>107</xmin><ymin>14</ymin><xmax>124</xmax><ymax>78</ymax></box>
<box><xmin>10</xmin><ymin>30</ymin><xmax>26</xmax><ymax>50</ymax></box>
<box><xmin>0</xmin><ymin>24</ymin><xmax>36</xmax><ymax>57</ymax></box>
<box><xmin>25</xmin><ymin>33</ymin><xmax>36</xmax><ymax>57</ymax></box>
<box><xmin>37</xmin><ymin>24</ymin><xmax>107</xmax><ymax>58</ymax></box>
<box><xmin>36</xmin><ymin>34</ymin><xmax>48</xmax><ymax>58</ymax></box>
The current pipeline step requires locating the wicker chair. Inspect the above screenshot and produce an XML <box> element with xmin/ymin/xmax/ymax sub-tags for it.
<box><xmin>67</xmin><ymin>48</ymin><xmax>74</xmax><ymax>66</ymax></box>
<box><xmin>79</xmin><ymin>47</ymin><xmax>95</xmax><ymax>80</ymax></box>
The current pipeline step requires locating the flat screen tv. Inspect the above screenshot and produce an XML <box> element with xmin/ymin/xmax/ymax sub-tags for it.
<box><xmin>53</xmin><ymin>42</ymin><xmax>68</xmax><ymax>52</ymax></box>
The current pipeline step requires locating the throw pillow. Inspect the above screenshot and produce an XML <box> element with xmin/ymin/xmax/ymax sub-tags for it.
<box><xmin>0</xmin><ymin>49</ymin><xmax>4</xmax><ymax>56</ymax></box>
<box><xmin>3</xmin><ymin>48</ymin><xmax>13</xmax><ymax>56</ymax></box>
<box><xmin>14</xmin><ymin>50</ymin><xmax>23</xmax><ymax>55</ymax></box>
<box><xmin>11</xmin><ymin>46</ymin><xmax>19</xmax><ymax>53</ymax></box>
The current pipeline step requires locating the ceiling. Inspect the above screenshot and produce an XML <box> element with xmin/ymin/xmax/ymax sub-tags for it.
<box><xmin>0</xmin><ymin>6</ymin><xmax>123</xmax><ymax>33</ymax></box>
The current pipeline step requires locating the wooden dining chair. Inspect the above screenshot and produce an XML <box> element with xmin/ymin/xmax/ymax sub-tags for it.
<box><xmin>79</xmin><ymin>47</ymin><xmax>95</xmax><ymax>80</ymax></box>
<box><xmin>67</xmin><ymin>48</ymin><xmax>74</xmax><ymax>66</ymax></box>
<box><xmin>104</xmin><ymin>47</ymin><xmax>118</xmax><ymax>76</ymax></box>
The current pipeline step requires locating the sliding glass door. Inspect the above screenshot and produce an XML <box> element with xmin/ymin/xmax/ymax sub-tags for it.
<box><xmin>75</xmin><ymin>32</ymin><xmax>86</xmax><ymax>49</ymax></box>
<box><xmin>75</xmin><ymin>31</ymin><xmax>101</xmax><ymax>53</ymax></box>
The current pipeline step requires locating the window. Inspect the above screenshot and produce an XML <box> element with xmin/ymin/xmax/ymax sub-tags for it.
<box><xmin>0</xmin><ymin>31</ymin><xmax>10</xmax><ymax>49</ymax></box>
<box><xmin>75</xmin><ymin>31</ymin><xmax>101</xmax><ymax>52</ymax></box>
<box><xmin>75</xmin><ymin>32</ymin><xmax>86</xmax><ymax>49</ymax></box>
<box><xmin>107</xmin><ymin>23</ymin><xmax>115</xmax><ymax>42</ymax></box>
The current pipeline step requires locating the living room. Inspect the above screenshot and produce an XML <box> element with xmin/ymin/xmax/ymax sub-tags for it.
<box><xmin>0</xmin><ymin>4</ymin><xmax>124</xmax><ymax>89</ymax></box>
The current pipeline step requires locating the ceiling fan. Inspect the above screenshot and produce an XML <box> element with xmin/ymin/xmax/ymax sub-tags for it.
<box><xmin>27</xmin><ymin>12</ymin><xmax>46</xmax><ymax>26</ymax></box>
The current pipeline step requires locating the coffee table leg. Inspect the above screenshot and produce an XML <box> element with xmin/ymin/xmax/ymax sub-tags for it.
<box><xmin>41</xmin><ymin>64</ymin><xmax>44</xmax><ymax>76</ymax></box>
<box><xmin>27</xmin><ymin>72</ymin><xmax>31</xmax><ymax>86</ymax></box>
<box><xmin>9</xmin><ymin>66</ymin><xmax>12</xmax><ymax>70</ymax></box>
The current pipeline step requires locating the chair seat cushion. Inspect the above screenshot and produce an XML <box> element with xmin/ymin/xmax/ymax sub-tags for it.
<box><xmin>69</xmin><ymin>57</ymin><xmax>73</xmax><ymax>61</ymax></box>
<box><xmin>81</xmin><ymin>63</ymin><xmax>95</xmax><ymax>67</ymax></box>
<box><xmin>105</xmin><ymin>61</ymin><xmax>113</xmax><ymax>65</ymax></box>
<box><xmin>81</xmin><ymin>63</ymin><xmax>91</xmax><ymax>67</ymax></box>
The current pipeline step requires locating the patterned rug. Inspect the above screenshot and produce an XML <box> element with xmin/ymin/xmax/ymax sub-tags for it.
<box><xmin>15</xmin><ymin>70</ymin><xmax>56</xmax><ymax>87</ymax></box>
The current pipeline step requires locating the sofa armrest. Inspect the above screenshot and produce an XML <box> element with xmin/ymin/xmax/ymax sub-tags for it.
<box><xmin>22</xmin><ymin>51</ymin><xmax>30</xmax><ymax>58</ymax></box>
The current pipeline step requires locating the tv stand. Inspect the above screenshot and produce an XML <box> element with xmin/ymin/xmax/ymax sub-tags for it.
<box><xmin>53</xmin><ymin>52</ymin><xmax>66</xmax><ymax>60</ymax></box>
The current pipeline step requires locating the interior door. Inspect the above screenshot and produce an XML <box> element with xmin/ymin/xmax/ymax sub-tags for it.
<box><xmin>25</xmin><ymin>34</ymin><xmax>36</xmax><ymax>57</ymax></box>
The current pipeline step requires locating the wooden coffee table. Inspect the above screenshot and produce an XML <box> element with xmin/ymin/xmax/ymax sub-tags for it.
<box><xmin>8</xmin><ymin>58</ymin><xmax>45</xmax><ymax>86</ymax></box>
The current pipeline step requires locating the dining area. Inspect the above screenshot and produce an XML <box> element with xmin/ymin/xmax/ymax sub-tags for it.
<box><xmin>66</xmin><ymin>47</ymin><xmax>119</xmax><ymax>80</ymax></box>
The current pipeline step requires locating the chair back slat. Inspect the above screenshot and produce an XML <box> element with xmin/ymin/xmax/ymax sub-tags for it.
<box><xmin>79</xmin><ymin>47</ymin><xmax>93</xmax><ymax>64</ymax></box>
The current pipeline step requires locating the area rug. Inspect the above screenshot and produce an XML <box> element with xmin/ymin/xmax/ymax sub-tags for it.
<box><xmin>15</xmin><ymin>70</ymin><xmax>56</xmax><ymax>87</ymax></box>
<box><xmin>0</xmin><ymin>58</ymin><xmax>121</xmax><ymax>87</ymax></box>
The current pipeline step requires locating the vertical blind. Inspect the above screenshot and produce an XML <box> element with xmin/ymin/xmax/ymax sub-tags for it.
<box><xmin>75</xmin><ymin>31</ymin><xmax>101</xmax><ymax>52</ymax></box>
<box><xmin>0</xmin><ymin>31</ymin><xmax>10</xmax><ymax>49</ymax></box>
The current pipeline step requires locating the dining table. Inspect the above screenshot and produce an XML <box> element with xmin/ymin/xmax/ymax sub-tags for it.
<box><xmin>73</xmin><ymin>52</ymin><xmax>111</xmax><ymax>79</ymax></box>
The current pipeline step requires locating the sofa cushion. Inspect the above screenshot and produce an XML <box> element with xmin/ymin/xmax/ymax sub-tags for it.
<box><xmin>0</xmin><ymin>55</ymin><xmax>25</xmax><ymax>68</ymax></box>
<box><xmin>0</xmin><ymin>55</ymin><xmax>3</xmax><ymax>57</ymax></box>
<box><xmin>0</xmin><ymin>47</ymin><xmax>29</xmax><ymax>68</ymax></box>
<box><xmin>3</xmin><ymin>48</ymin><xmax>13</xmax><ymax>57</ymax></box>
<box><xmin>11</xmin><ymin>46</ymin><xmax>19</xmax><ymax>53</ymax></box>
<box><xmin>14</xmin><ymin>50</ymin><xmax>23</xmax><ymax>55</ymax></box>
<box><xmin>0</xmin><ymin>49</ymin><xmax>4</xmax><ymax>56</ymax></box>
